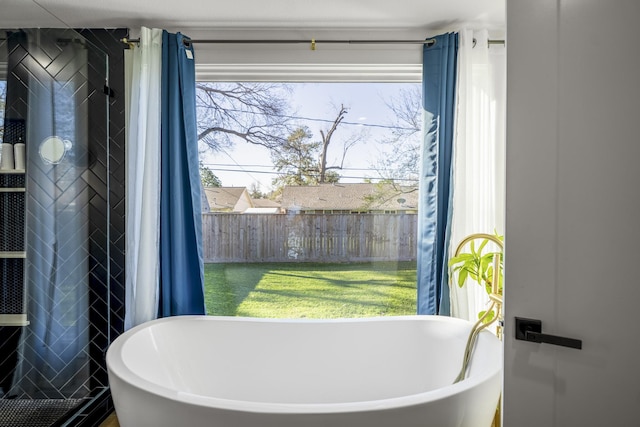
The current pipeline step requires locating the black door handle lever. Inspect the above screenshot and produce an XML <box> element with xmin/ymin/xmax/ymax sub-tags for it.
<box><xmin>515</xmin><ymin>317</ymin><xmax>582</xmax><ymax>350</ymax></box>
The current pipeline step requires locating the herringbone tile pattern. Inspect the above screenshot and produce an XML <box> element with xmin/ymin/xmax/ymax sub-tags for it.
<box><xmin>0</xmin><ymin>28</ymin><xmax>104</xmax><ymax>401</ymax></box>
<box><xmin>0</xmin><ymin>27</ymin><xmax>126</xmax><ymax>426</ymax></box>
<box><xmin>0</xmin><ymin>23</ymin><xmax>125</xmax><ymax>402</ymax></box>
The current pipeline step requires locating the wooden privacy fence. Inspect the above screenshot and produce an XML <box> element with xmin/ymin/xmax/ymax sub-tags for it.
<box><xmin>202</xmin><ymin>213</ymin><xmax>418</xmax><ymax>263</ymax></box>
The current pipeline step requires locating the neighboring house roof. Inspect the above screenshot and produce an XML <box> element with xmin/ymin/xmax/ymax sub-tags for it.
<box><xmin>252</xmin><ymin>198</ymin><xmax>281</xmax><ymax>208</ymax></box>
<box><xmin>280</xmin><ymin>183</ymin><xmax>418</xmax><ymax>212</ymax></box>
<box><xmin>203</xmin><ymin>187</ymin><xmax>254</xmax><ymax>212</ymax></box>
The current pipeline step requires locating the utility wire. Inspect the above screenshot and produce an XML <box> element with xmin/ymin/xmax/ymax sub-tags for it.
<box><xmin>198</xmin><ymin>106</ymin><xmax>419</xmax><ymax>132</ymax></box>
<box><xmin>216</xmin><ymin>150</ymin><xmax>264</xmax><ymax>185</ymax></box>
<box><xmin>201</xmin><ymin>162</ymin><xmax>395</xmax><ymax>172</ymax></box>
<box><xmin>204</xmin><ymin>167</ymin><xmax>418</xmax><ymax>182</ymax></box>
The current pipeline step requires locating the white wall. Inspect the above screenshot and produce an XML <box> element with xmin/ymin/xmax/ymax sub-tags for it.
<box><xmin>504</xmin><ymin>0</ymin><xmax>640</xmax><ymax>425</ymax></box>
<box><xmin>180</xmin><ymin>27</ymin><xmax>427</xmax><ymax>82</ymax></box>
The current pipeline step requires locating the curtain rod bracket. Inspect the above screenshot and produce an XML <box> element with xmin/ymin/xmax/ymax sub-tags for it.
<box><xmin>120</xmin><ymin>37</ymin><xmax>136</xmax><ymax>49</ymax></box>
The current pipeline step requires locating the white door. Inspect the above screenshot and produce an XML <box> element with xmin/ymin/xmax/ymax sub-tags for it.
<box><xmin>504</xmin><ymin>0</ymin><xmax>640</xmax><ymax>425</ymax></box>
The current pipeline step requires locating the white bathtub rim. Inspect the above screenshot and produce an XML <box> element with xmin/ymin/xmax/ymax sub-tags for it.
<box><xmin>107</xmin><ymin>315</ymin><xmax>502</xmax><ymax>415</ymax></box>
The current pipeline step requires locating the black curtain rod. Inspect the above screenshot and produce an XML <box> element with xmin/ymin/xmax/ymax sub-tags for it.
<box><xmin>120</xmin><ymin>37</ymin><xmax>505</xmax><ymax>48</ymax></box>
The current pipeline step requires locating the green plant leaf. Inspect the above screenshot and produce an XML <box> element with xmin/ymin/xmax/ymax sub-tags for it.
<box><xmin>449</xmin><ymin>253</ymin><xmax>475</xmax><ymax>265</ymax></box>
<box><xmin>458</xmin><ymin>268</ymin><xmax>469</xmax><ymax>287</ymax></box>
<box><xmin>478</xmin><ymin>238</ymin><xmax>489</xmax><ymax>254</ymax></box>
<box><xmin>469</xmin><ymin>269</ymin><xmax>480</xmax><ymax>282</ymax></box>
<box><xmin>478</xmin><ymin>309</ymin><xmax>496</xmax><ymax>324</ymax></box>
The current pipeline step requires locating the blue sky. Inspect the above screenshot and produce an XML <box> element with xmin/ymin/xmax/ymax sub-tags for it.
<box><xmin>200</xmin><ymin>82</ymin><xmax>420</xmax><ymax>192</ymax></box>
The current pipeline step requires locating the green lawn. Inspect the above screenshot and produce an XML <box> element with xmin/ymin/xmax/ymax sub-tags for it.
<box><xmin>204</xmin><ymin>261</ymin><xmax>417</xmax><ymax>318</ymax></box>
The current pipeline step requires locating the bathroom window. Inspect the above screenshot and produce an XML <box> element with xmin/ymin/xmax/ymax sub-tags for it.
<box><xmin>197</xmin><ymin>81</ymin><xmax>421</xmax><ymax>318</ymax></box>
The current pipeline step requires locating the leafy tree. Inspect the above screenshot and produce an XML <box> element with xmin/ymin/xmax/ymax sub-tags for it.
<box><xmin>249</xmin><ymin>182</ymin><xmax>265</xmax><ymax>199</ymax></box>
<box><xmin>271</xmin><ymin>127</ymin><xmax>321</xmax><ymax>188</ymax></box>
<box><xmin>199</xmin><ymin>162</ymin><xmax>222</xmax><ymax>187</ymax></box>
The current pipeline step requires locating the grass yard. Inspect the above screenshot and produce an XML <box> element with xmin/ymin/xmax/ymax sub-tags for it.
<box><xmin>204</xmin><ymin>261</ymin><xmax>417</xmax><ymax>318</ymax></box>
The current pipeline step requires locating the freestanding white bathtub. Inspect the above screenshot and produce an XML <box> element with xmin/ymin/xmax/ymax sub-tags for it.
<box><xmin>107</xmin><ymin>315</ymin><xmax>501</xmax><ymax>427</ymax></box>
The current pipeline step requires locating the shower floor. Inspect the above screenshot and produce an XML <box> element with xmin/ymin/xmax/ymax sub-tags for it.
<box><xmin>0</xmin><ymin>398</ymin><xmax>84</xmax><ymax>427</ymax></box>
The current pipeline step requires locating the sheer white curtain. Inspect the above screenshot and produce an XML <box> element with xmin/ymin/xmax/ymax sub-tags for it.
<box><xmin>124</xmin><ymin>27</ymin><xmax>163</xmax><ymax>330</ymax></box>
<box><xmin>449</xmin><ymin>29</ymin><xmax>506</xmax><ymax>322</ymax></box>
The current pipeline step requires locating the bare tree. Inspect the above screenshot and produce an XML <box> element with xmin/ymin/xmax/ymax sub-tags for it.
<box><xmin>363</xmin><ymin>85</ymin><xmax>422</xmax><ymax>208</ymax></box>
<box><xmin>318</xmin><ymin>104</ymin><xmax>365</xmax><ymax>183</ymax></box>
<box><xmin>318</xmin><ymin>104</ymin><xmax>346</xmax><ymax>183</ymax></box>
<box><xmin>372</xmin><ymin>85</ymin><xmax>421</xmax><ymax>186</ymax></box>
<box><xmin>196</xmin><ymin>82</ymin><xmax>294</xmax><ymax>152</ymax></box>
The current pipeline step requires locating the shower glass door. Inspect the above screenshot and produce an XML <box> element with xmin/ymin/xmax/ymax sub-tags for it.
<box><xmin>0</xmin><ymin>27</ymin><xmax>110</xmax><ymax>426</ymax></box>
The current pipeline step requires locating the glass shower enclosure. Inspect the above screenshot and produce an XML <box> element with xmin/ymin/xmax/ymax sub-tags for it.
<box><xmin>0</xmin><ymin>27</ymin><xmax>111</xmax><ymax>426</ymax></box>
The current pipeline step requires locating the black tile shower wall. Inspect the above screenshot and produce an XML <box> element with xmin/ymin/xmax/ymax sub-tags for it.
<box><xmin>0</xmin><ymin>31</ymin><xmax>28</xmax><ymax>396</ymax></box>
<box><xmin>1</xmin><ymin>28</ymin><xmax>117</xmax><ymax>402</ymax></box>
<box><xmin>0</xmin><ymin>27</ymin><xmax>126</xmax><ymax>424</ymax></box>
<box><xmin>65</xmin><ymin>28</ymin><xmax>126</xmax><ymax>427</ymax></box>
<box><xmin>77</xmin><ymin>28</ymin><xmax>127</xmax><ymax>407</ymax></box>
